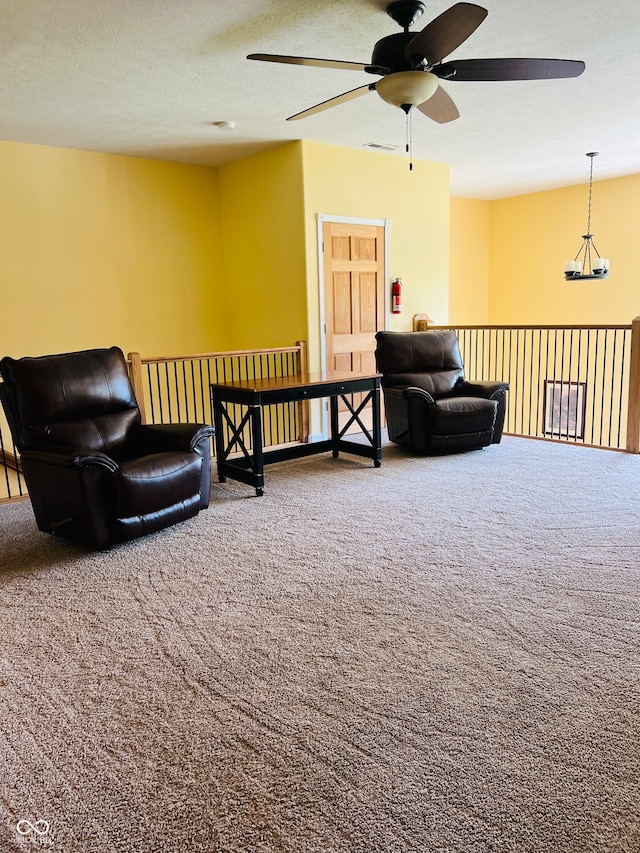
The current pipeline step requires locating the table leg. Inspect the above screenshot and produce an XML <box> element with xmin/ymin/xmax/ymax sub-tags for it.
<box><xmin>212</xmin><ymin>391</ymin><xmax>227</xmax><ymax>482</ymax></box>
<box><xmin>250</xmin><ymin>403</ymin><xmax>265</xmax><ymax>496</ymax></box>
<box><xmin>372</xmin><ymin>380</ymin><xmax>382</xmax><ymax>467</ymax></box>
<box><xmin>330</xmin><ymin>393</ymin><xmax>340</xmax><ymax>457</ymax></box>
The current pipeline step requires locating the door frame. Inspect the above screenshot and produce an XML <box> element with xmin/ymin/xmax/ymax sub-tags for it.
<box><xmin>316</xmin><ymin>213</ymin><xmax>391</xmax><ymax>439</ymax></box>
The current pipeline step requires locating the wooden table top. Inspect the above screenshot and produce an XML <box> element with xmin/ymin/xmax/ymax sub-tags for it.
<box><xmin>211</xmin><ymin>370</ymin><xmax>381</xmax><ymax>393</ymax></box>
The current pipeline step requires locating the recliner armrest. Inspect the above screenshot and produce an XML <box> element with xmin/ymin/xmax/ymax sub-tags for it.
<box><xmin>405</xmin><ymin>386</ymin><xmax>437</xmax><ymax>405</ymax></box>
<box><xmin>133</xmin><ymin>423</ymin><xmax>215</xmax><ymax>454</ymax></box>
<box><xmin>383</xmin><ymin>385</ymin><xmax>437</xmax><ymax>405</ymax></box>
<box><xmin>381</xmin><ymin>386</ymin><xmax>437</xmax><ymax>450</ymax></box>
<box><xmin>20</xmin><ymin>447</ymin><xmax>118</xmax><ymax>472</ymax></box>
<box><xmin>456</xmin><ymin>379</ymin><xmax>509</xmax><ymax>400</ymax></box>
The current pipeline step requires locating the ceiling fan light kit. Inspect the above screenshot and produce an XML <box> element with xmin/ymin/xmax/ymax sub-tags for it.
<box><xmin>564</xmin><ymin>153</ymin><xmax>610</xmax><ymax>281</ymax></box>
<box><xmin>376</xmin><ymin>71</ymin><xmax>439</xmax><ymax>110</ymax></box>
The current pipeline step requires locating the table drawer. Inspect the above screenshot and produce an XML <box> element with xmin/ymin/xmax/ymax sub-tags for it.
<box><xmin>263</xmin><ymin>380</ymin><xmax>374</xmax><ymax>404</ymax></box>
<box><xmin>212</xmin><ymin>376</ymin><xmax>379</xmax><ymax>406</ymax></box>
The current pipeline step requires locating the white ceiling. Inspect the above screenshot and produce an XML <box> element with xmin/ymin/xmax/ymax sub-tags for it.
<box><xmin>1</xmin><ymin>0</ymin><xmax>638</xmax><ymax>199</ymax></box>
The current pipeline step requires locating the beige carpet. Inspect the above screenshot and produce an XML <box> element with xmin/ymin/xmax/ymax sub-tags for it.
<box><xmin>0</xmin><ymin>437</ymin><xmax>638</xmax><ymax>852</ymax></box>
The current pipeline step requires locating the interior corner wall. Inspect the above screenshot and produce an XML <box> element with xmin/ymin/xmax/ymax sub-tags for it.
<box><xmin>217</xmin><ymin>142</ymin><xmax>308</xmax><ymax>351</ymax></box>
<box><xmin>299</xmin><ymin>140</ymin><xmax>450</xmax><ymax>370</ymax></box>
<box><xmin>449</xmin><ymin>197</ymin><xmax>490</xmax><ymax>325</ymax></box>
<box><xmin>0</xmin><ymin>140</ymin><xmax>223</xmax><ymax>359</ymax></box>
<box><xmin>488</xmin><ymin>173</ymin><xmax>640</xmax><ymax>326</ymax></box>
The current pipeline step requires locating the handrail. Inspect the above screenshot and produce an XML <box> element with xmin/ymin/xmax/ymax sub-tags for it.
<box><xmin>420</xmin><ymin>322</ymin><xmax>632</xmax><ymax>331</ymax></box>
<box><xmin>133</xmin><ymin>345</ymin><xmax>304</xmax><ymax>363</ymax></box>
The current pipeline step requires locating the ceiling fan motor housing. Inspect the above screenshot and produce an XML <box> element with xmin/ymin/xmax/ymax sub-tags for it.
<box><xmin>370</xmin><ymin>32</ymin><xmax>422</xmax><ymax>73</ymax></box>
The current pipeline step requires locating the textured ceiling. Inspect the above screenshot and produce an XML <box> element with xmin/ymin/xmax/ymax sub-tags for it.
<box><xmin>1</xmin><ymin>0</ymin><xmax>638</xmax><ymax>199</ymax></box>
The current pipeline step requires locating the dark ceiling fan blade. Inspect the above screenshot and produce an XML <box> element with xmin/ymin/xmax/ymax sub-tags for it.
<box><xmin>437</xmin><ymin>57</ymin><xmax>586</xmax><ymax>81</ymax></box>
<box><xmin>247</xmin><ymin>53</ymin><xmax>369</xmax><ymax>72</ymax></box>
<box><xmin>404</xmin><ymin>3</ymin><xmax>488</xmax><ymax>65</ymax></box>
<box><xmin>287</xmin><ymin>84</ymin><xmax>373</xmax><ymax>121</ymax></box>
<box><xmin>417</xmin><ymin>85</ymin><xmax>460</xmax><ymax>123</ymax></box>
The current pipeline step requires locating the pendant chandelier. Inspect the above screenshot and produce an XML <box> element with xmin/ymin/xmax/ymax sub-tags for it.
<box><xmin>564</xmin><ymin>152</ymin><xmax>609</xmax><ymax>280</ymax></box>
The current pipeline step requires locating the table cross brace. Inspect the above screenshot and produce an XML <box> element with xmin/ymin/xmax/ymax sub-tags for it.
<box><xmin>218</xmin><ymin>404</ymin><xmax>255</xmax><ymax>469</ymax></box>
<box><xmin>337</xmin><ymin>391</ymin><xmax>375</xmax><ymax>446</ymax></box>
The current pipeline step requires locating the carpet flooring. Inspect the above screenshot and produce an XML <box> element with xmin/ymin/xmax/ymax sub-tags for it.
<box><xmin>0</xmin><ymin>437</ymin><xmax>638</xmax><ymax>852</ymax></box>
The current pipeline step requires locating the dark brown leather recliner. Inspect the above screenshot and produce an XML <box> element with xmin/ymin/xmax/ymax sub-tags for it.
<box><xmin>375</xmin><ymin>329</ymin><xmax>509</xmax><ymax>454</ymax></box>
<box><xmin>0</xmin><ymin>346</ymin><xmax>215</xmax><ymax>549</ymax></box>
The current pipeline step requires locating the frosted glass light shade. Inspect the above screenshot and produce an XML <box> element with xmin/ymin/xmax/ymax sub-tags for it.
<box><xmin>376</xmin><ymin>71</ymin><xmax>439</xmax><ymax>108</ymax></box>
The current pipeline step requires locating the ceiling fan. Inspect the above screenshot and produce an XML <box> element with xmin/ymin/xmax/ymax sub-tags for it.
<box><xmin>247</xmin><ymin>0</ymin><xmax>585</xmax><ymax>124</ymax></box>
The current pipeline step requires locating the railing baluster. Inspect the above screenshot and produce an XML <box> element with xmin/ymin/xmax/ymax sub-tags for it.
<box><xmin>534</xmin><ymin>328</ymin><xmax>542</xmax><ymax>436</ymax></box>
<box><xmin>559</xmin><ymin>328</ymin><xmax>567</xmax><ymax>440</ymax></box>
<box><xmin>518</xmin><ymin>330</ymin><xmax>527</xmax><ymax>432</ymax></box>
<box><xmin>567</xmin><ymin>329</ymin><xmax>574</xmax><ymax>440</ymax></box>
<box><xmin>526</xmin><ymin>328</ymin><xmax>533</xmax><ymax>436</ymax></box>
<box><xmin>598</xmin><ymin>331</ymin><xmax>606</xmax><ymax>446</ymax></box>
<box><xmin>587</xmin><ymin>329</ymin><xmax>598</xmax><ymax>444</ymax></box>
<box><xmin>0</xmin><ymin>432</ymin><xmax>10</xmax><ymax>497</ymax></box>
<box><xmin>607</xmin><ymin>330</ymin><xmax>617</xmax><ymax>447</ymax></box>
<box><xmin>576</xmin><ymin>329</ymin><xmax>583</xmax><ymax>443</ymax></box>
<box><xmin>154</xmin><ymin>363</ymin><xmax>162</xmax><ymax>424</ymax></box>
<box><xmin>615</xmin><ymin>330</ymin><xmax>626</xmax><ymax>448</ymax></box>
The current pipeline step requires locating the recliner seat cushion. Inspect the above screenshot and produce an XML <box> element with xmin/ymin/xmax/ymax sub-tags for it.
<box><xmin>432</xmin><ymin>397</ymin><xmax>497</xmax><ymax>435</ymax></box>
<box><xmin>116</xmin><ymin>451</ymin><xmax>202</xmax><ymax>519</ymax></box>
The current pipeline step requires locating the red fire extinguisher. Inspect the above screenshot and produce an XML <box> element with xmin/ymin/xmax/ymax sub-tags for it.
<box><xmin>392</xmin><ymin>277</ymin><xmax>402</xmax><ymax>314</ymax></box>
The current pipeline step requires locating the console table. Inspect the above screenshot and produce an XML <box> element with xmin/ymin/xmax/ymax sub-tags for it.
<box><xmin>211</xmin><ymin>370</ymin><xmax>382</xmax><ymax>495</ymax></box>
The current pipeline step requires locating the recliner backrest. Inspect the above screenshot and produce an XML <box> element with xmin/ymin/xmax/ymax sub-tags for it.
<box><xmin>0</xmin><ymin>347</ymin><xmax>140</xmax><ymax>454</ymax></box>
<box><xmin>375</xmin><ymin>330</ymin><xmax>465</xmax><ymax>396</ymax></box>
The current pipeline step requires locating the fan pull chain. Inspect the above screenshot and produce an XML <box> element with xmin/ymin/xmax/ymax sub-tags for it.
<box><xmin>405</xmin><ymin>108</ymin><xmax>413</xmax><ymax>171</ymax></box>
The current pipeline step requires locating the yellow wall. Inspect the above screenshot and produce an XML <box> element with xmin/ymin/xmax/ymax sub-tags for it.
<box><xmin>217</xmin><ymin>142</ymin><xmax>308</xmax><ymax>350</ymax></box>
<box><xmin>7</xmin><ymin>132</ymin><xmax>635</xmax><ymax>375</ymax></box>
<box><xmin>0</xmin><ymin>140</ymin><xmax>223</xmax><ymax>359</ymax></box>
<box><xmin>449</xmin><ymin>173</ymin><xmax>640</xmax><ymax>327</ymax></box>
<box><xmin>449</xmin><ymin>197</ymin><xmax>490</xmax><ymax>324</ymax></box>
<box><xmin>300</xmin><ymin>140</ymin><xmax>450</xmax><ymax>369</ymax></box>
<box><xmin>1</xmin><ymin>137</ymin><xmax>450</xmax><ymax>368</ymax></box>
<box><xmin>488</xmin><ymin>174</ymin><xmax>640</xmax><ymax>325</ymax></box>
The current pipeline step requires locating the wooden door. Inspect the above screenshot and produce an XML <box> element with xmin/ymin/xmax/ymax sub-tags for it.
<box><xmin>322</xmin><ymin>221</ymin><xmax>386</xmax><ymax>429</ymax></box>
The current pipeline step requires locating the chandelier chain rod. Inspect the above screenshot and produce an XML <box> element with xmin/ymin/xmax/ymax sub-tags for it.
<box><xmin>586</xmin><ymin>152</ymin><xmax>594</xmax><ymax>236</ymax></box>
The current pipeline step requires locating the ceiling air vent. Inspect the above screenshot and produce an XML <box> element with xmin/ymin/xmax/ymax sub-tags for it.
<box><xmin>363</xmin><ymin>142</ymin><xmax>399</xmax><ymax>151</ymax></box>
